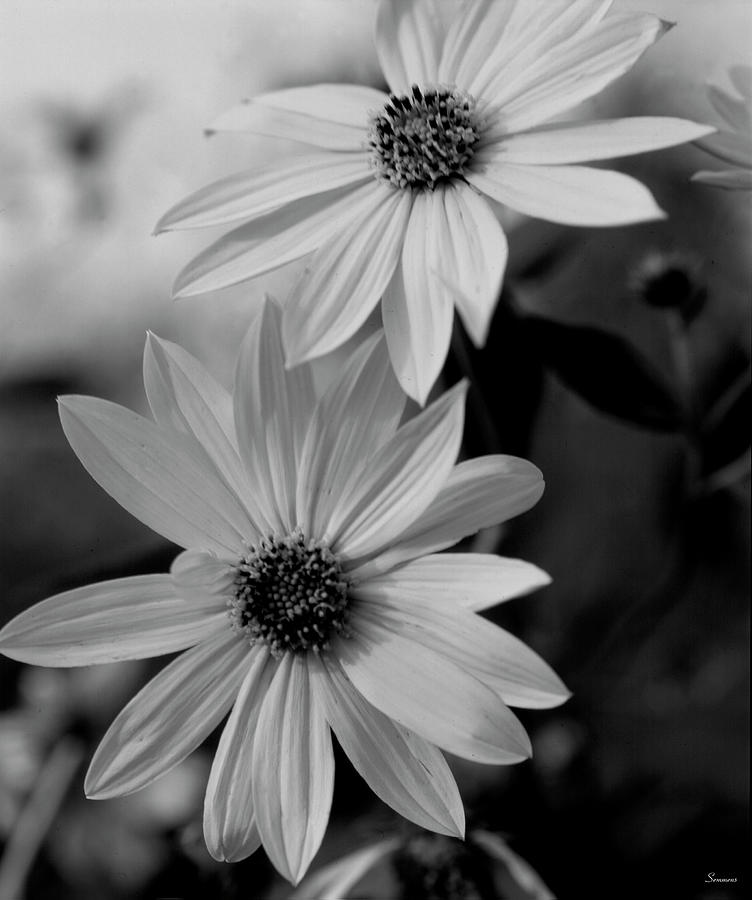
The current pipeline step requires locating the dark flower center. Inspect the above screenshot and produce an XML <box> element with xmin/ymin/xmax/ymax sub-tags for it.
<box><xmin>367</xmin><ymin>85</ymin><xmax>480</xmax><ymax>190</ymax></box>
<box><xmin>229</xmin><ymin>531</ymin><xmax>349</xmax><ymax>657</ymax></box>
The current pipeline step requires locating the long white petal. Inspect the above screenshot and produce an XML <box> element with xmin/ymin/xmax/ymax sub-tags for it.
<box><xmin>85</xmin><ymin>631</ymin><xmax>249</xmax><ymax>799</ymax></box>
<box><xmin>0</xmin><ymin>575</ymin><xmax>223</xmax><ymax>666</ymax></box>
<box><xmin>467</xmin><ymin>163</ymin><xmax>665</xmax><ymax>226</ymax></box>
<box><xmin>354</xmin><ymin>592</ymin><xmax>569</xmax><ymax>709</ymax></box>
<box><xmin>351</xmin><ymin>455</ymin><xmax>544</xmax><ymax>580</ymax></box>
<box><xmin>382</xmin><ymin>194</ymin><xmax>454</xmax><ymax>404</ymax></box>
<box><xmin>207</xmin><ymin>84</ymin><xmax>385</xmax><ymax>150</ymax></box>
<box><xmin>144</xmin><ymin>334</ymin><xmax>274</xmax><ymax>536</ymax></box>
<box><xmin>438</xmin><ymin>0</ymin><xmax>518</xmax><ymax>87</ymax></box>
<box><xmin>434</xmin><ymin>181</ymin><xmax>508</xmax><ymax>347</ymax></box>
<box><xmin>333</xmin><ymin>381</ymin><xmax>466</xmax><ymax>562</ymax></box>
<box><xmin>289</xmin><ymin>838</ymin><xmax>399</xmax><ymax>900</ymax></box>
<box><xmin>338</xmin><ymin>614</ymin><xmax>531</xmax><ymax>763</ymax></box>
<box><xmin>296</xmin><ymin>333</ymin><xmax>405</xmax><ymax>539</ymax></box>
<box><xmin>375</xmin><ymin>0</ymin><xmax>445</xmax><ymax>94</ymax></box>
<box><xmin>171</xmin><ymin>548</ymin><xmax>236</xmax><ymax>610</ymax></box>
<box><xmin>172</xmin><ymin>182</ymin><xmax>375</xmax><ymax>298</ymax></box>
<box><xmin>252</xmin><ymin>653</ymin><xmax>334</xmax><ymax>885</ymax></box>
<box><xmin>155</xmin><ymin>154</ymin><xmax>370</xmax><ymax>232</ymax></box>
<box><xmin>203</xmin><ymin>646</ymin><xmax>275</xmax><ymax>862</ymax></box>
<box><xmin>282</xmin><ymin>185</ymin><xmax>411</xmax><ymax>365</ymax></box>
<box><xmin>234</xmin><ymin>299</ymin><xmax>315</xmax><ymax>533</ymax></box>
<box><xmin>488</xmin><ymin>118</ymin><xmax>715</xmax><ymax>164</ymax></box>
<box><xmin>310</xmin><ymin>655</ymin><xmax>465</xmax><ymax>836</ymax></box>
<box><xmin>361</xmin><ymin>553</ymin><xmax>551</xmax><ymax>611</ymax></box>
<box><xmin>59</xmin><ymin>395</ymin><xmax>252</xmax><ymax>556</ymax></box>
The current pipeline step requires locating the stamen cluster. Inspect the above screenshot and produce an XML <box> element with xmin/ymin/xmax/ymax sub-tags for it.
<box><xmin>229</xmin><ymin>530</ymin><xmax>349</xmax><ymax>657</ymax></box>
<box><xmin>367</xmin><ymin>85</ymin><xmax>480</xmax><ymax>190</ymax></box>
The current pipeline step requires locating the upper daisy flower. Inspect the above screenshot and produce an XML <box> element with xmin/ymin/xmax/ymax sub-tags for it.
<box><xmin>0</xmin><ymin>298</ymin><xmax>568</xmax><ymax>885</ymax></box>
<box><xmin>156</xmin><ymin>0</ymin><xmax>713</xmax><ymax>404</ymax></box>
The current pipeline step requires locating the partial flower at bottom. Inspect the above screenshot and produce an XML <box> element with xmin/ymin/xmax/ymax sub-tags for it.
<box><xmin>0</xmin><ymin>297</ymin><xmax>568</xmax><ymax>884</ymax></box>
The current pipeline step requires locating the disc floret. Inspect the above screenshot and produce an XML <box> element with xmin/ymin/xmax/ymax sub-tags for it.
<box><xmin>229</xmin><ymin>530</ymin><xmax>350</xmax><ymax>657</ymax></box>
<box><xmin>367</xmin><ymin>84</ymin><xmax>480</xmax><ymax>190</ymax></box>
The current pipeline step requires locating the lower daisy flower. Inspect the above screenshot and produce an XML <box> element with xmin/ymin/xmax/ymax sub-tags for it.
<box><xmin>0</xmin><ymin>297</ymin><xmax>568</xmax><ymax>884</ymax></box>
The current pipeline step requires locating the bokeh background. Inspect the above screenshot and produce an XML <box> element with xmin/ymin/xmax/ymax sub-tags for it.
<box><xmin>0</xmin><ymin>2</ymin><xmax>749</xmax><ymax>898</ymax></box>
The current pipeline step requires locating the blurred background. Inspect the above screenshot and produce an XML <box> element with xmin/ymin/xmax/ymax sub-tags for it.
<box><xmin>0</xmin><ymin>1</ymin><xmax>749</xmax><ymax>898</ymax></box>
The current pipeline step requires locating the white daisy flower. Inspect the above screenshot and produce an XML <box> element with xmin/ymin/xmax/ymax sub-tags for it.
<box><xmin>692</xmin><ymin>65</ymin><xmax>752</xmax><ymax>190</ymax></box>
<box><xmin>156</xmin><ymin>0</ymin><xmax>713</xmax><ymax>404</ymax></box>
<box><xmin>0</xmin><ymin>298</ymin><xmax>568</xmax><ymax>884</ymax></box>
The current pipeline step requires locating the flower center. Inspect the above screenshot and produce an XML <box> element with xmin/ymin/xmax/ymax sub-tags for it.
<box><xmin>228</xmin><ymin>531</ymin><xmax>349</xmax><ymax>657</ymax></box>
<box><xmin>367</xmin><ymin>85</ymin><xmax>480</xmax><ymax>190</ymax></box>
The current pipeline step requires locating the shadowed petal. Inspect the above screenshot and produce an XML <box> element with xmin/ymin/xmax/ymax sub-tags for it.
<box><xmin>310</xmin><ymin>655</ymin><xmax>464</xmax><ymax>837</ymax></box>
<box><xmin>171</xmin><ymin>548</ymin><xmax>235</xmax><ymax>610</ymax></box>
<box><xmin>252</xmin><ymin>653</ymin><xmax>335</xmax><ymax>884</ymax></box>
<box><xmin>692</xmin><ymin>168</ymin><xmax>752</xmax><ymax>189</ymax></box>
<box><xmin>85</xmin><ymin>631</ymin><xmax>249</xmax><ymax>799</ymax></box>
<box><xmin>0</xmin><ymin>575</ymin><xmax>224</xmax><ymax>666</ymax></box>
<box><xmin>289</xmin><ymin>838</ymin><xmax>399</xmax><ymax>900</ymax></box>
<box><xmin>375</xmin><ymin>0</ymin><xmax>446</xmax><ymax>95</ymax></box>
<box><xmin>59</xmin><ymin>395</ymin><xmax>252</xmax><ymax>556</ymax></box>
<box><xmin>204</xmin><ymin>646</ymin><xmax>275</xmax><ymax>862</ymax></box>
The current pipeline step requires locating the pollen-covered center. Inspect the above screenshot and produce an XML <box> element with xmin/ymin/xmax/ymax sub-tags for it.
<box><xmin>367</xmin><ymin>85</ymin><xmax>480</xmax><ymax>191</ymax></box>
<box><xmin>228</xmin><ymin>531</ymin><xmax>349</xmax><ymax>657</ymax></box>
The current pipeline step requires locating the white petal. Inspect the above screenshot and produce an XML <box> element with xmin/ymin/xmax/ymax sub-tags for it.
<box><xmin>171</xmin><ymin>548</ymin><xmax>235</xmax><ymax>610</ymax></box>
<box><xmin>144</xmin><ymin>334</ymin><xmax>273</xmax><ymax>536</ymax></box>
<box><xmin>354</xmin><ymin>591</ymin><xmax>569</xmax><ymax>709</ymax></box>
<box><xmin>438</xmin><ymin>0</ymin><xmax>518</xmax><ymax>87</ymax></box>
<box><xmin>361</xmin><ymin>553</ymin><xmax>551</xmax><ymax>611</ymax></box>
<box><xmin>433</xmin><ymin>181</ymin><xmax>508</xmax><ymax>347</ymax></box>
<box><xmin>282</xmin><ymin>184</ymin><xmax>411</xmax><ymax>365</ymax></box>
<box><xmin>85</xmin><ymin>631</ymin><xmax>249</xmax><ymax>799</ymax></box>
<box><xmin>207</xmin><ymin>84</ymin><xmax>386</xmax><ymax>150</ymax></box>
<box><xmin>375</xmin><ymin>0</ymin><xmax>446</xmax><ymax>94</ymax></box>
<box><xmin>252</xmin><ymin>654</ymin><xmax>334</xmax><ymax>885</ymax></box>
<box><xmin>351</xmin><ymin>455</ymin><xmax>544</xmax><ymax>580</ymax></box>
<box><xmin>58</xmin><ymin>395</ymin><xmax>252</xmax><ymax>556</ymax></box>
<box><xmin>483</xmin><ymin>13</ymin><xmax>671</xmax><ymax>134</ymax></box>
<box><xmin>155</xmin><ymin>154</ymin><xmax>370</xmax><ymax>232</ymax></box>
<box><xmin>489</xmin><ymin>118</ymin><xmax>716</xmax><ymax>164</ymax></box>
<box><xmin>691</xmin><ymin>168</ymin><xmax>752</xmax><ymax>190</ymax></box>
<box><xmin>467</xmin><ymin>163</ymin><xmax>665</xmax><ymax>227</ymax></box>
<box><xmin>695</xmin><ymin>131</ymin><xmax>752</xmax><ymax>168</ymax></box>
<box><xmin>0</xmin><ymin>575</ymin><xmax>223</xmax><ymax>667</ymax></box>
<box><xmin>310</xmin><ymin>654</ymin><xmax>465</xmax><ymax>837</ymax></box>
<box><xmin>338</xmin><ymin>615</ymin><xmax>531</xmax><ymax>764</ymax></box>
<box><xmin>203</xmin><ymin>646</ymin><xmax>275</xmax><ymax>862</ymax></box>
<box><xmin>382</xmin><ymin>194</ymin><xmax>454</xmax><ymax>404</ymax></box>
<box><xmin>172</xmin><ymin>182</ymin><xmax>375</xmax><ymax>298</ymax></box>
<box><xmin>234</xmin><ymin>299</ymin><xmax>315</xmax><ymax>533</ymax></box>
<box><xmin>296</xmin><ymin>333</ymin><xmax>406</xmax><ymax>539</ymax></box>
<box><xmin>289</xmin><ymin>838</ymin><xmax>398</xmax><ymax>900</ymax></box>
<box><xmin>333</xmin><ymin>381</ymin><xmax>467</xmax><ymax>562</ymax></box>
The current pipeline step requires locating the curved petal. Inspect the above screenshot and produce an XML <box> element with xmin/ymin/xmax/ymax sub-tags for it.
<box><xmin>282</xmin><ymin>184</ymin><xmax>411</xmax><ymax>365</ymax></box>
<box><xmin>361</xmin><ymin>553</ymin><xmax>551</xmax><ymax>611</ymax></box>
<box><xmin>695</xmin><ymin>131</ymin><xmax>752</xmax><ymax>168</ymax></box>
<box><xmin>354</xmin><ymin>592</ymin><xmax>570</xmax><ymax>709</ymax></box>
<box><xmin>296</xmin><ymin>333</ymin><xmax>406</xmax><ymax>539</ymax></box>
<box><xmin>234</xmin><ymin>299</ymin><xmax>315</xmax><ymax>533</ymax></box>
<box><xmin>155</xmin><ymin>154</ymin><xmax>370</xmax><ymax>232</ymax></box>
<box><xmin>382</xmin><ymin>193</ymin><xmax>455</xmax><ymax>404</ymax></box>
<box><xmin>144</xmin><ymin>334</ymin><xmax>273</xmax><ymax>536</ymax></box>
<box><xmin>171</xmin><ymin>548</ymin><xmax>236</xmax><ymax>610</ymax></box>
<box><xmin>58</xmin><ymin>395</ymin><xmax>252</xmax><ymax>556</ymax></box>
<box><xmin>467</xmin><ymin>162</ymin><xmax>665</xmax><ymax>226</ymax></box>
<box><xmin>434</xmin><ymin>181</ymin><xmax>508</xmax><ymax>347</ymax></box>
<box><xmin>85</xmin><ymin>630</ymin><xmax>249</xmax><ymax>799</ymax></box>
<box><xmin>0</xmin><ymin>575</ymin><xmax>224</xmax><ymax>667</ymax></box>
<box><xmin>333</xmin><ymin>381</ymin><xmax>467</xmax><ymax>562</ymax></box>
<box><xmin>207</xmin><ymin>84</ymin><xmax>385</xmax><ymax>151</ymax></box>
<box><xmin>472</xmin><ymin>831</ymin><xmax>556</xmax><ymax>900</ymax></box>
<box><xmin>310</xmin><ymin>654</ymin><xmax>464</xmax><ymax>837</ymax></box>
<box><xmin>203</xmin><ymin>646</ymin><xmax>275</xmax><ymax>862</ymax></box>
<box><xmin>338</xmin><ymin>613</ymin><xmax>531</xmax><ymax>763</ymax></box>
<box><xmin>375</xmin><ymin>0</ymin><xmax>446</xmax><ymax>95</ymax></box>
<box><xmin>172</xmin><ymin>181</ymin><xmax>374</xmax><ymax>298</ymax></box>
<box><xmin>252</xmin><ymin>653</ymin><xmax>335</xmax><ymax>885</ymax></box>
<box><xmin>290</xmin><ymin>838</ymin><xmax>399</xmax><ymax>900</ymax></box>
<box><xmin>489</xmin><ymin>118</ymin><xmax>715</xmax><ymax>164</ymax></box>
<box><xmin>350</xmin><ymin>455</ymin><xmax>544</xmax><ymax>580</ymax></box>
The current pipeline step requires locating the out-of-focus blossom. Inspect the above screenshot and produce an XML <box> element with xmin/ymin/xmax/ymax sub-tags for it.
<box><xmin>158</xmin><ymin>0</ymin><xmax>712</xmax><ymax>403</ymax></box>
<box><xmin>692</xmin><ymin>65</ymin><xmax>752</xmax><ymax>190</ymax></box>
<box><xmin>0</xmin><ymin>296</ymin><xmax>567</xmax><ymax>884</ymax></box>
<box><xmin>289</xmin><ymin>830</ymin><xmax>555</xmax><ymax>900</ymax></box>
